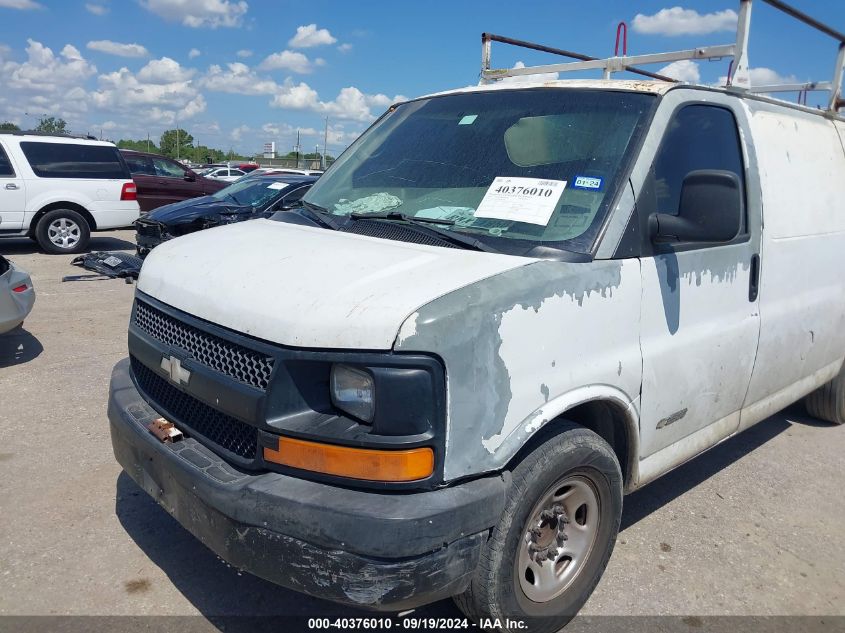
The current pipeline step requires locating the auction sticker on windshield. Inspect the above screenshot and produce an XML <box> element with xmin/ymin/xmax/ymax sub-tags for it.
<box><xmin>474</xmin><ymin>177</ymin><xmax>567</xmax><ymax>226</ymax></box>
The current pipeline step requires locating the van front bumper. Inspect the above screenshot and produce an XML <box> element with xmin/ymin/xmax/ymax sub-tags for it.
<box><xmin>108</xmin><ymin>358</ymin><xmax>505</xmax><ymax>611</ymax></box>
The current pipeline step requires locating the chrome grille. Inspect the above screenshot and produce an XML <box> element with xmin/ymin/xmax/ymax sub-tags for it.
<box><xmin>133</xmin><ymin>299</ymin><xmax>274</xmax><ymax>391</ymax></box>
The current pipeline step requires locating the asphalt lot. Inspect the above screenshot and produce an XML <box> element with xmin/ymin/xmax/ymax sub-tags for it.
<box><xmin>0</xmin><ymin>228</ymin><xmax>843</xmax><ymax>631</ymax></box>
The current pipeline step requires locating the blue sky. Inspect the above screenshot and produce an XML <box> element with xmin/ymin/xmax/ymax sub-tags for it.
<box><xmin>0</xmin><ymin>0</ymin><xmax>842</xmax><ymax>156</ymax></box>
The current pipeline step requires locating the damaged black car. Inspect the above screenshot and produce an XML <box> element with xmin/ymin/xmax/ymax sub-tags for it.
<box><xmin>135</xmin><ymin>174</ymin><xmax>317</xmax><ymax>257</ymax></box>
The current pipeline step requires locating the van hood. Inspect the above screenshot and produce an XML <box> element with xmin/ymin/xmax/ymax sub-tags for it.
<box><xmin>136</xmin><ymin>219</ymin><xmax>532</xmax><ymax>349</ymax></box>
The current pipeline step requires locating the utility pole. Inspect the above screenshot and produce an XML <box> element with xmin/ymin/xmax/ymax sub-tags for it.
<box><xmin>323</xmin><ymin>117</ymin><xmax>329</xmax><ymax>169</ymax></box>
<box><xmin>146</xmin><ymin>132</ymin><xmax>150</xmax><ymax>152</ymax></box>
<box><xmin>294</xmin><ymin>129</ymin><xmax>301</xmax><ymax>168</ymax></box>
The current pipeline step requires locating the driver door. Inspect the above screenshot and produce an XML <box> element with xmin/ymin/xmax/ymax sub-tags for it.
<box><xmin>634</xmin><ymin>94</ymin><xmax>762</xmax><ymax>461</ymax></box>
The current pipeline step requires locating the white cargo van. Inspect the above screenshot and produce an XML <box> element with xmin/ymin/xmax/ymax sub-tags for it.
<box><xmin>108</xmin><ymin>2</ymin><xmax>845</xmax><ymax>630</ymax></box>
<box><xmin>0</xmin><ymin>132</ymin><xmax>139</xmax><ymax>253</ymax></box>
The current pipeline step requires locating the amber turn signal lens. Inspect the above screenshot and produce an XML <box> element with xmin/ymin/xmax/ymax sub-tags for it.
<box><xmin>264</xmin><ymin>436</ymin><xmax>434</xmax><ymax>482</ymax></box>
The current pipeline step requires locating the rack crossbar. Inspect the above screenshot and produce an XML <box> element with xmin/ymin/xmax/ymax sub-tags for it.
<box><xmin>481</xmin><ymin>45</ymin><xmax>735</xmax><ymax>82</ymax></box>
<box><xmin>480</xmin><ymin>0</ymin><xmax>845</xmax><ymax>112</ymax></box>
<box><xmin>749</xmin><ymin>81</ymin><xmax>832</xmax><ymax>94</ymax></box>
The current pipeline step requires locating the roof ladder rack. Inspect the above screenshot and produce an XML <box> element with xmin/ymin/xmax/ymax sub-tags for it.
<box><xmin>480</xmin><ymin>0</ymin><xmax>845</xmax><ymax>113</ymax></box>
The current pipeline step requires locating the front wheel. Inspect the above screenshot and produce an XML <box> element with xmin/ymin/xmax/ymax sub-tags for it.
<box><xmin>35</xmin><ymin>209</ymin><xmax>90</xmax><ymax>254</ymax></box>
<box><xmin>454</xmin><ymin>423</ymin><xmax>623</xmax><ymax>633</ymax></box>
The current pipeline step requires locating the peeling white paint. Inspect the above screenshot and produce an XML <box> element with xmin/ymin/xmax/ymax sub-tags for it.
<box><xmin>395</xmin><ymin>312</ymin><xmax>418</xmax><ymax>346</ymax></box>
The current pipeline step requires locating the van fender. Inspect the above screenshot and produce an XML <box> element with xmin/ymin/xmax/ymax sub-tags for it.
<box><xmin>501</xmin><ymin>384</ymin><xmax>641</xmax><ymax>490</ymax></box>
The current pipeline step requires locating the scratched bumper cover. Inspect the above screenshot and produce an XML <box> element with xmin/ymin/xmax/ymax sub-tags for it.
<box><xmin>108</xmin><ymin>358</ymin><xmax>504</xmax><ymax>610</ymax></box>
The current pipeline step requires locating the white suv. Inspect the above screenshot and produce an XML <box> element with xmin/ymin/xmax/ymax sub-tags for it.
<box><xmin>0</xmin><ymin>132</ymin><xmax>140</xmax><ymax>254</ymax></box>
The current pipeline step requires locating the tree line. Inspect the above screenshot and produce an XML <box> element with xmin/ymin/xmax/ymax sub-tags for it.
<box><xmin>0</xmin><ymin>118</ymin><xmax>248</xmax><ymax>163</ymax></box>
<box><xmin>115</xmin><ymin>129</ymin><xmax>247</xmax><ymax>164</ymax></box>
<box><xmin>0</xmin><ymin>118</ymin><xmax>335</xmax><ymax>164</ymax></box>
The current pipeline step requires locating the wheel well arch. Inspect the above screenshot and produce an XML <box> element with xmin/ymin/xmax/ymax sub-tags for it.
<box><xmin>29</xmin><ymin>202</ymin><xmax>96</xmax><ymax>235</ymax></box>
<box><xmin>506</xmin><ymin>398</ymin><xmax>639</xmax><ymax>492</ymax></box>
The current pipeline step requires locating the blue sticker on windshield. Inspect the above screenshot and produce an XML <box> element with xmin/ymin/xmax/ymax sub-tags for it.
<box><xmin>573</xmin><ymin>176</ymin><xmax>603</xmax><ymax>191</ymax></box>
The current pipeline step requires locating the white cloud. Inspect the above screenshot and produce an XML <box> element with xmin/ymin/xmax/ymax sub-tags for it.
<box><xmin>632</xmin><ymin>7</ymin><xmax>737</xmax><ymax>36</ymax></box>
<box><xmin>717</xmin><ymin>67</ymin><xmax>798</xmax><ymax>87</ymax></box>
<box><xmin>1</xmin><ymin>40</ymin><xmax>96</xmax><ymax>95</ymax></box>
<box><xmin>260</xmin><ymin>121</ymin><xmax>358</xmax><ymax>149</ymax></box>
<box><xmin>337</xmin><ymin>43</ymin><xmax>352</xmax><ymax>54</ymax></box>
<box><xmin>747</xmin><ymin>67</ymin><xmax>798</xmax><ymax>85</ymax></box>
<box><xmin>270</xmin><ymin>80</ymin><xmax>320</xmax><ymax>110</ymax></box>
<box><xmin>140</xmin><ymin>0</ymin><xmax>248</xmax><ymax>29</ymax></box>
<box><xmin>0</xmin><ymin>0</ymin><xmax>43</xmax><ymax>9</ymax></box>
<box><xmin>230</xmin><ymin>124</ymin><xmax>250</xmax><ymax>141</ymax></box>
<box><xmin>0</xmin><ymin>39</ymin><xmax>213</xmax><ymax>139</ymax></box>
<box><xmin>259</xmin><ymin>50</ymin><xmax>322</xmax><ymax>74</ymax></box>
<box><xmin>288</xmin><ymin>24</ymin><xmax>337</xmax><ymax>48</ymax></box>
<box><xmin>92</xmin><ymin>60</ymin><xmax>204</xmax><ymax>127</ymax></box>
<box><xmin>270</xmin><ymin>80</ymin><xmax>406</xmax><ymax>122</ymax></box>
<box><xmin>200</xmin><ymin>62</ymin><xmax>280</xmax><ymax>95</ymax></box>
<box><xmin>501</xmin><ymin>61</ymin><xmax>558</xmax><ymax>83</ymax></box>
<box><xmin>87</xmin><ymin>40</ymin><xmax>150</xmax><ymax>58</ymax></box>
<box><xmin>137</xmin><ymin>57</ymin><xmax>195</xmax><ymax>83</ymax></box>
<box><xmin>0</xmin><ymin>40</ymin><xmax>97</xmax><ymax>125</ymax></box>
<box><xmin>236</xmin><ymin>49</ymin><xmax>252</xmax><ymax>58</ymax></box>
<box><xmin>85</xmin><ymin>2</ymin><xmax>108</xmax><ymax>15</ymax></box>
<box><xmin>658</xmin><ymin>59</ymin><xmax>700</xmax><ymax>83</ymax></box>
<box><xmin>188</xmin><ymin>48</ymin><xmax>201</xmax><ymax>59</ymax></box>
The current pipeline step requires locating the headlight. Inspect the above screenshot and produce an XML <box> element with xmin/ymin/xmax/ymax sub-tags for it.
<box><xmin>330</xmin><ymin>364</ymin><xmax>375</xmax><ymax>422</ymax></box>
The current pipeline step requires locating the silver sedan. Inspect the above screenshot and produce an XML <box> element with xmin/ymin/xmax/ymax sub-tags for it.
<box><xmin>0</xmin><ymin>254</ymin><xmax>35</xmax><ymax>334</ymax></box>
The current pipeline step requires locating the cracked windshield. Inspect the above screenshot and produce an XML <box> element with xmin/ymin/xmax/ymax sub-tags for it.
<box><xmin>304</xmin><ymin>88</ymin><xmax>655</xmax><ymax>252</ymax></box>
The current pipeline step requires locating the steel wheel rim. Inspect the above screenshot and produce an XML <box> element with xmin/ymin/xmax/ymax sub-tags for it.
<box><xmin>517</xmin><ymin>474</ymin><xmax>601</xmax><ymax>603</ymax></box>
<box><xmin>47</xmin><ymin>218</ymin><xmax>81</xmax><ymax>249</ymax></box>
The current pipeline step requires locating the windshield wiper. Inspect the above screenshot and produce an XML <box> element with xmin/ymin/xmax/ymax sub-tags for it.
<box><xmin>289</xmin><ymin>200</ymin><xmax>345</xmax><ymax>231</ymax></box>
<box><xmin>350</xmin><ymin>210</ymin><xmax>454</xmax><ymax>225</ymax></box>
<box><xmin>349</xmin><ymin>211</ymin><xmax>497</xmax><ymax>253</ymax></box>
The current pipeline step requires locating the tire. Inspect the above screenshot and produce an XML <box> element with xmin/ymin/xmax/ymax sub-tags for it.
<box><xmin>35</xmin><ymin>209</ymin><xmax>90</xmax><ymax>254</ymax></box>
<box><xmin>454</xmin><ymin>423</ymin><xmax>623</xmax><ymax>633</ymax></box>
<box><xmin>804</xmin><ymin>363</ymin><xmax>845</xmax><ymax>425</ymax></box>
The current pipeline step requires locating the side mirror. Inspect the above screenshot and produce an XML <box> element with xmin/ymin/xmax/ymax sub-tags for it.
<box><xmin>649</xmin><ymin>170</ymin><xmax>742</xmax><ymax>243</ymax></box>
<box><xmin>183</xmin><ymin>172</ymin><xmax>196</xmax><ymax>182</ymax></box>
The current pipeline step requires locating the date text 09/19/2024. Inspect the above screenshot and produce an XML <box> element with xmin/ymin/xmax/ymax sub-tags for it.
<box><xmin>306</xmin><ymin>617</ymin><xmax>528</xmax><ymax>630</ymax></box>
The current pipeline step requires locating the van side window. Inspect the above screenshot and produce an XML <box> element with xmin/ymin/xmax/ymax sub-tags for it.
<box><xmin>0</xmin><ymin>144</ymin><xmax>14</xmax><ymax>177</ymax></box>
<box><xmin>653</xmin><ymin>105</ymin><xmax>745</xmax><ymax>218</ymax></box>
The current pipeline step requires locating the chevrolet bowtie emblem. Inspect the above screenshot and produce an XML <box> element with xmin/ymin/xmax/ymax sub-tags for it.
<box><xmin>161</xmin><ymin>355</ymin><xmax>191</xmax><ymax>386</ymax></box>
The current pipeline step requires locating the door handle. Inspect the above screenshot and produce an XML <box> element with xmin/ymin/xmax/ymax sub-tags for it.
<box><xmin>749</xmin><ymin>254</ymin><xmax>760</xmax><ymax>302</ymax></box>
<box><xmin>5</xmin><ymin>183</ymin><xmax>19</xmax><ymax>190</ymax></box>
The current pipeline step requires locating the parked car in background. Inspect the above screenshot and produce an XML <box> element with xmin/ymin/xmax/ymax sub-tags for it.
<box><xmin>0</xmin><ymin>132</ymin><xmax>140</xmax><ymax>253</ymax></box>
<box><xmin>234</xmin><ymin>167</ymin><xmax>324</xmax><ymax>182</ymax></box>
<box><xmin>0</xmin><ymin>254</ymin><xmax>35</xmax><ymax>334</ymax></box>
<box><xmin>135</xmin><ymin>174</ymin><xmax>316</xmax><ymax>256</ymax></box>
<box><xmin>121</xmin><ymin>150</ymin><xmax>227</xmax><ymax>213</ymax></box>
<box><xmin>203</xmin><ymin>167</ymin><xmax>246</xmax><ymax>183</ymax></box>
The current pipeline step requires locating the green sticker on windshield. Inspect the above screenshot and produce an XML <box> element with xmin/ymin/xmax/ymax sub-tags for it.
<box><xmin>458</xmin><ymin>115</ymin><xmax>478</xmax><ymax>125</ymax></box>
